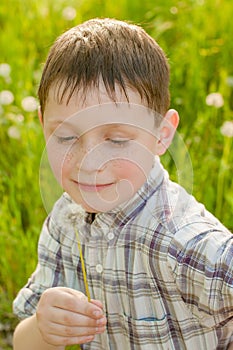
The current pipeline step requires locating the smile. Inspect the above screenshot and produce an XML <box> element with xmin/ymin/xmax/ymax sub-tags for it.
<box><xmin>76</xmin><ymin>182</ymin><xmax>114</xmax><ymax>192</ymax></box>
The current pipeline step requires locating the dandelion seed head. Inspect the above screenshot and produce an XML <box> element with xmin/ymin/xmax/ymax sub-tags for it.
<box><xmin>220</xmin><ymin>120</ymin><xmax>233</xmax><ymax>138</ymax></box>
<box><xmin>193</xmin><ymin>136</ymin><xmax>201</xmax><ymax>143</ymax></box>
<box><xmin>0</xmin><ymin>90</ymin><xmax>14</xmax><ymax>105</ymax></box>
<box><xmin>0</xmin><ymin>63</ymin><xmax>11</xmax><ymax>78</ymax></box>
<box><xmin>170</xmin><ymin>7</ymin><xmax>178</xmax><ymax>14</ymax></box>
<box><xmin>7</xmin><ymin>113</ymin><xmax>24</xmax><ymax>123</ymax></box>
<box><xmin>174</xmin><ymin>97</ymin><xmax>183</xmax><ymax>105</ymax></box>
<box><xmin>226</xmin><ymin>76</ymin><xmax>233</xmax><ymax>87</ymax></box>
<box><xmin>16</xmin><ymin>114</ymin><xmax>24</xmax><ymax>123</ymax></box>
<box><xmin>40</xmin><ymin>6</ymin><xmax>49</xmax><ymax>17</ymax></box>
<box><xmin>9</xmin><ymin>113</ymin><xmax>24</xmax><ymax>123</ymax></box>
<box><xmin>33</xmin><ymin>70</ymin><xmax>42</xmax><ymax>82</ymax></box>
<box><xmin>7</xmin><ymin>125</ymin><xmax>21</xmax><ymax>140</ymax></box>
<box><xmin>21</xmin><ymin>96</ymin><xmax>38</xmax><ymax>112</ymax></box>
<box><xmin>62</xmin><ymin>6</ymin><xmax>76</xmax><ymax>21</ymax></box>
<box><xmin>205</xmin><ymin>92</ymin><xmax>224</xmax><ymax>108</ymax></box>
<box><xmin>67</xmin><ymin>203</ymin><xmax>86</xmax><ymax>224</ymax></box>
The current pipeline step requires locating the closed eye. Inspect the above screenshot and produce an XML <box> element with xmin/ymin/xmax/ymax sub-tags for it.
<box><xmin>55</xmin><ymin>135</ymin><xmax>79</xmax><ymax>144</ymax></box>
<box><xmin>107</xmin><ymin>138</ymin><xmax>131</xmax><ymax>146</ymax></box>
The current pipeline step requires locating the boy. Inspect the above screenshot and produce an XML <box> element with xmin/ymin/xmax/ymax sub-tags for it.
<box><xmin>13</xmin><ymin>18</ymin><xmax>233</xmax><ymax>349</ymax></box>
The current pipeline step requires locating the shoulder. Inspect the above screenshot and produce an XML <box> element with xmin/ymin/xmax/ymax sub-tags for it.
<box><xmin>166</xmin><ymin>185</ymin><xmax>233</xmax><ymax>271</ymax></box>
<box><xmin>144</xmin><ymin>175</ymin><xmax>232</xmax><ymax>247</ymax></box>
<box><xmin>155</xmin><ymin>174</ymin><xmax>231</xmax><ymax>234</ymax></box>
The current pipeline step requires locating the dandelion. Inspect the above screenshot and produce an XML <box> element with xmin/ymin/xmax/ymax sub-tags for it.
<box><xmin>0</xmin><ymin>90</ymin><xmax>14</xmax><ymax>105</ymax></box>
<box><xmin>174</xmin><ymin>97</ymin><xmax>183</xmax><ymax>105</ymax></box>
<box><xmin>68</xmin><ymin>203</ymin><xmax>86</xmax><ymax>221</ymax></box>
<box><xmin>0</xmin><ymin>63</ymin><xmax>11</xmax><ymax>78</ymax></box>
<box><xmin>21</xmin><ymin>96</ymin><xmax>38</xmax><ymax>112</ymax></box>
<box><xmin>16</xmin><ymin>114</ymin><xmax>24</xmax><ymax>123</ymax></box>
<box><xmin>170</xmin><ymin>7</ymin><xmax>178</xmax><ymax>14</ymax></box>
<box><xmin>33</xmin><ymin>69</ymin><xmax>42</xmax><ymax>82</ymax></box>
<box><xmin>205</xmin><ymin>92</ymin><xmax>224</xmax><ymax>108</ymax></box>
<box><xmin>7</xmin><ymin>113</ymin><xmax>24</xmax><ymax>123</ymax></box>
<box><xmin>40</xmin><ymin>6</ymin><xmax>49</xmax><ymax>17</ymax></box>
<box><xmin>220</xmin><ymin>120</ymin><xmax>233</xmax><ymax>138</ymax></box>
<box><xmin>62</xmin><ymin>6</ymin><xmax>76</xmax><ymax>21</ymax></box>
<box><xmin>193</xmin><ymin>136</ymin><xmax>201</xmax><ymax>143</ymax></box>
<box><xmin>226</xmin><ymin>76</ymin><xmax>233</xmax><ymax>87</ymax></box>
<box><xmin>7</xmin><ymin>125</ymin><xmax>21</xmax><ymax>140</ymax></box>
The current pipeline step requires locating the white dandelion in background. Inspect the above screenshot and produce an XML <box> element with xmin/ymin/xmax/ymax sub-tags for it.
<box><xmin>170</xmin><ymin>7</ymin><xmax>178</xmax><ymax>14</ymax></box>
<box><xmin>205</xmin><ymin>92</ymin><xmax>224</xmax><ymax>108</ymax></box>
<box><xmin>62</xmin><ymin>6</ymin><xmax>76</xmax><ymax>21</ymax></box>
<box><xmin>8</xmin><ymin>113</ymin><xmax>24</xmax><ymax>123</ymax></box>
<box><xmin>7</xmin><ymin>125</ymin><xmax>21</xmax><ymax>140</ymax></box>
<box><xmin>174</xmin><ymin>97</ymin><xmax>183</xmax><ymax>105</ymax></box>
<box><xmin>0</xmin><ymin>63</ymin><xmax>11</xmax><ymax>78</ymax></box>
<box><xmin>226</xmin><ymin>76</ymin><xmax>233</xmax><ymax>87</ymax></box>
<box><xmin>21</xmin><ymin>96</ymin><xmax>38</xmax><ymax>112</ymax></box>
<box><xmin>15</xmin><ymin>114</ymin><xmax>24</xmax><ymax>123</ymax></box>
<box><xmin>220</xmin><ymin>121</ymin><xmax>233</xmax><ymax>138</ymax></box>
<box><xmin>0</xmin><ymin>90</ymin><xmax>14</xmax><ymax>105</ymax></box>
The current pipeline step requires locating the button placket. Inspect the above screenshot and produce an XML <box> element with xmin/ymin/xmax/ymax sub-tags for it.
<box><xmin>96</xmin><ymin>263</ymin><xmax>103</xmax><ymax>273</ymax></box>
<box><xmin>107</xmin><ymin>232</ymin><xmax>115</xmax><ymax>241</ymax></box>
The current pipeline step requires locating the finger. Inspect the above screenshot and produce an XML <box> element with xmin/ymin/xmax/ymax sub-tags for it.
<box><xmin>90</xmin><ymin>299</ymin><xmax>104</xmax><ymax>309</ymax></box>
<box><xmin>44</xmin><ymin>288</ymin><xmax>104</xmax><ymax>319</ymax></box>
<box><xmin>48</xmin><ymin>306</ymin><xmax>107</xmax><ymax>328</ymax></box>
<box><xmin>47</xmin><ymin>320</ymin><xmax>106</xmax><ymax>338</ymax></box>
<box><xmin>42</xmin><ymin>332</ymin><xmax>95</xmax><ymax>347</ymax></box>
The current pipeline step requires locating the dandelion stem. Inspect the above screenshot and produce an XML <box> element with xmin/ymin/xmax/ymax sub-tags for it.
<box><xmin>75</xmin><ymin>227</ymin><xmax>91</xmax><ymax>302</ymax></box>
<box><xmin>65</xmin><ymin>229</ymin><xmax>91</xmax><ymax>350</ymax></box>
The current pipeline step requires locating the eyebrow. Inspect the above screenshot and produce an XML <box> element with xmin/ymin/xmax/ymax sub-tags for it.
<box><xmin>47</xmin><ymin>120</ymin><xmax>138</xmax><ymax>131</ymax></box>
<box><xmin>46</xmin><ymin>119</ymin><xmax>70</xmax><ymax>127</ymax></box>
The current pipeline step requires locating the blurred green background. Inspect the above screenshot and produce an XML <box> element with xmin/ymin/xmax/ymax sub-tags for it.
<box><xmin>0</xmin><ymin>0</ymin><xmax>233</xmax><ymax>348</ymax></box>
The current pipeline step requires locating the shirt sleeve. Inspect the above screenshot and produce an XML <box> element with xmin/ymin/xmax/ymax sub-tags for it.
<box><xmin>13</xmin><ymin>215</ymin><xmax>64</xmax><ymax>320</ymax></box>
<box><xmin>168</xmin><ymin>220</ymin><xmax>233</xmax><ymax>328</ymax></box>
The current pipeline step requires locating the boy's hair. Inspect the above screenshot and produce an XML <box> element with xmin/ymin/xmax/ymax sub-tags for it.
<box><xmin>38</xmin><ymin>18</ymin><xmax>170</xmax><ymax>117</ymax></box>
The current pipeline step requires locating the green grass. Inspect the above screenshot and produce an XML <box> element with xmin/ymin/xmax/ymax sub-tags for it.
<box><xmin>0</xmin><ymin>0</ymin><xmax>233</xmax><ymax>348</ymax></box>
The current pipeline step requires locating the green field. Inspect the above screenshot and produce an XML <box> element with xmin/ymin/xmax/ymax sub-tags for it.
<box><xmin>0</xmin><ymin>0</ymin><xmax>233</xmax><ymax>348</ymax></box>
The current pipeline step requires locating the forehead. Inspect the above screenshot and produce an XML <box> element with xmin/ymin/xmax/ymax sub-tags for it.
<box><xmin>43</xmin><ymin>85</ymin><xmax>161</xmax><ymax>134</ymax></box>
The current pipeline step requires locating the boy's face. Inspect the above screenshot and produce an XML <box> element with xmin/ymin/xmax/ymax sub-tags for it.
<box><xmin>41</xmin><ymin>85</ymin><xmax>177</xmax><ymax>212</ymax></box>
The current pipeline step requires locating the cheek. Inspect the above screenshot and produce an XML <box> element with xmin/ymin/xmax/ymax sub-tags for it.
<box><xmin>112</xmin><ymin>159</ymin><xmax>149</xmax><ymax>188</ymax></box>
<box><xmin>47</xmin><ymin>144</ymin><xmax>74</xmax><ymax>184</ymax></box>
<box><xmin>111</xmin><ymin>144</ymin><xmax>155</xmax><ymax>180</ymax></box>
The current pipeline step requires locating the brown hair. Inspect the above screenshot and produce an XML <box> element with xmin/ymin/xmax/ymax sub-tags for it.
<box><xmin>38</xmin><ymin>18</ymin><xmax>170</xmax><ymax>117</ymax></box>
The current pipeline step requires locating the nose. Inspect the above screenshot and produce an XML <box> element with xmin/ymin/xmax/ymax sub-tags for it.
<box><xmin>74</xmin><ymin>138</ymin><xmax>106</xmax><ymax>173</ymax></box>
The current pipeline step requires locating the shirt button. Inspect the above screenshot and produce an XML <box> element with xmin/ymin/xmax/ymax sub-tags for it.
<box><xmin>107</xmin><ymin>232</ymin><xmax>115</xmax><ymax>240</ymax></box>
<box><xmin>101</xmin><ymin>224</ymin><xmax>109</xmax><ymax>232</ymax></box>
<box><xmin>96</xmin><ymin>264</ymin><xmax>103</xmax><ymax>273</ymax></box>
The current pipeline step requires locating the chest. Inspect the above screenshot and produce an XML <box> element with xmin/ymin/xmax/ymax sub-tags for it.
<box><xmin>63</xmin><ymin>234</ymin><xmax>174</xmax><ymax>322</ymax></box>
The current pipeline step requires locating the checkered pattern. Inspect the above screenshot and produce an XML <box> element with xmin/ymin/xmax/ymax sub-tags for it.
<box><xmin>13</xmin><ymin>158</ymin><xmax>233</xmax><ymax>349</ymax></box>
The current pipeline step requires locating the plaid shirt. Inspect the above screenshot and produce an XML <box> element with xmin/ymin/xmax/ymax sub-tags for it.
<box><xmin>13</xmin><ymin>158</ymin><xmax>233</xmax><ymax>349</ymax></box>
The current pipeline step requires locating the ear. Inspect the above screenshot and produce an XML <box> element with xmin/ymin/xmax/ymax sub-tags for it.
<box><xmin>38</xmin><ymin>106</ymin><xmax>43</xmax><ymax>127</ymax></box>
<box><xmin>156</xmin><ymin>109</ymin><xmax>179</xmax><ymax>155</ymax></box>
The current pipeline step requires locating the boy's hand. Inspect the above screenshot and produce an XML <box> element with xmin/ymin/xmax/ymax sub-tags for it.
<box><xmin>36</xmin><ymin>287</ymin><xmax>107</xmax><ymax>347</ymax></box>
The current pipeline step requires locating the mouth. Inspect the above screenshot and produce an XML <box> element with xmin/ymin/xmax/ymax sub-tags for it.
<box><xmin>76</xmin><ymin>181</ymin><xmax>114</xmax><ymax>192</ymax></box>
